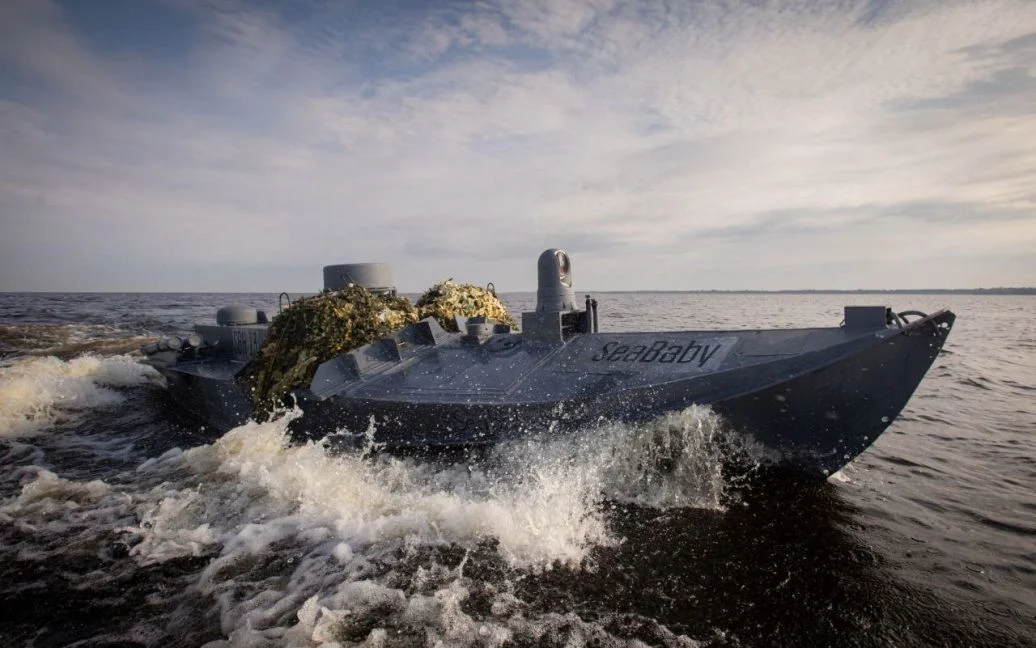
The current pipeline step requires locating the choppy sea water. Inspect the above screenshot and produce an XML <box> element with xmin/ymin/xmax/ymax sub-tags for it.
<box><xmin>0</xmin><ymin>292</ymin><xmax>1033</xmax><ymax>648</ymax></box>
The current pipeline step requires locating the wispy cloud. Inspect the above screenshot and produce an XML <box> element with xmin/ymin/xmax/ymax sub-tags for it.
<box><xmin>1</xmin><ymin>0</ymin><xmax>1034</xmax><ymax>290</ymax></box>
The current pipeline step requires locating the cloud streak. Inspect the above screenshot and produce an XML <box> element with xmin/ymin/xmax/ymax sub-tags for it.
<box><xmin>1</xmin><ymin>0</ymin><xmax>1034</xmax><ymax>291</ymax></box>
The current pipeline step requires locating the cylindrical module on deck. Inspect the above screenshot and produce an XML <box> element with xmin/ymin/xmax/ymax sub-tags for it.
<box><xmin>322</xmin><ymin>263</ymin><xmax>395</xmax><ymax>293</ymax></box>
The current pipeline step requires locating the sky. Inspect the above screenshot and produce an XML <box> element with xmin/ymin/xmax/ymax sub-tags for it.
<box><xmin>1</xmin><ymin>0</ymin><xmax>1034</xmax><ymax>292</ymax></box>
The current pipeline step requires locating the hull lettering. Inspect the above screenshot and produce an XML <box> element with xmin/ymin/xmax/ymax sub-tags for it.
<box><xmin>589</xmin><ymin>338</ymin><xmax>733</xmax><ymax>369</ymax></box>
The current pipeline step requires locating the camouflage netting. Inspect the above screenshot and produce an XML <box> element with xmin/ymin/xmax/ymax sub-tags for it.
<box><xmin>248</xmin><ymin>284</ymin><xmax>418</xmax><ymax>420</ymax></box>
<box><xmin>415</xmin><ymin>280</ymin><xmax>517</xmax><ymax>332</ymax></box>
<box><xmin>248</xmin><ymin>281</ymin><xmax>515</xmax><ymax>419</ymax></box>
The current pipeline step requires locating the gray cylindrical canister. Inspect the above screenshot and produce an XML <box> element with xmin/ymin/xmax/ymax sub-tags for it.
<box><xmin>216</xmin><ymin>305</ymin><xmax>259</xmax><ymax>326</ymax></box>
<box><xmin>322</xmin><ymin>263</ymin><xmax>395</xmax><ymax>293</ymax></box>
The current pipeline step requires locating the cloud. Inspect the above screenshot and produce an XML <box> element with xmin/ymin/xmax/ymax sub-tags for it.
<box><xmin>1</xmin><ymin>0</ymin><xmax>1034</xmax><ymax>291</ymax></box>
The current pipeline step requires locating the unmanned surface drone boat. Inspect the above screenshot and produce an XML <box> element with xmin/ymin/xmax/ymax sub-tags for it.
<box><xmin>143</xmin><ymin>249</ymin><xmax>954</xmax><ymax>477</ymax></box>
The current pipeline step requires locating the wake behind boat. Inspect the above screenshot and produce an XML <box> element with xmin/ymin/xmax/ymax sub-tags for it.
<box><xmin>144</xmin><ymin>249</ymin><xmax>954</xmax><ymax>478</ymax></box>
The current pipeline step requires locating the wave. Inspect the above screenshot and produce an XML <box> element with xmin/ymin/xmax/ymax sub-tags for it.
<box><xmin>131</xmin><ymin>407</ymin><xmax>728</xmax><ymax>643</ymax></box>
<box><xmin>0</xmin><ymin>355</ymin><xmax>162</xmax><ymax>438</ymax></box>
<box><xmin>0</xmin><ymin>403</ymin><xmax>733</xmax><ymax>645</ymax></box>
<box><xmin>0</xmin><ymin>323</ymin><xmax>156</xmax><ymax>360</ymax></box>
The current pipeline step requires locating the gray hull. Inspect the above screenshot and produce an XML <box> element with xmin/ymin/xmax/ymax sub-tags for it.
<box><xmin>154</xmin><ymin>309</ymin><xmax>954</xmax><ymax>478</ymax></box>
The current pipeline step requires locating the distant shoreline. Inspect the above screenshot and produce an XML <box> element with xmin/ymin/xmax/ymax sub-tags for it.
<box><xmin>584</xmin><ymin>288</ymin><xmax>1036</xmax><ymax>295</ymax></box>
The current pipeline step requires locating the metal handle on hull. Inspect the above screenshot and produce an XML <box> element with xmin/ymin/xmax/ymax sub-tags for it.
<box><xmin>894</xmin><ymin>310</ymin><xmax>949</xmax><ymax>337</ymax></box>
<box><xmin>890</xmin><ymin>310</ymin><xmax>928</xmax><ymax>328</ymax></box>
<box><xmin>897</xmin><ymin>310</ymin><xmax>929</xmax><ymax>322</ymax></box>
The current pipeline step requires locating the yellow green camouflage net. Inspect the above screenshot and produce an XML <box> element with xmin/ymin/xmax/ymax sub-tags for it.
<box><xmin>247</xmin><ymin>281</ymin><xmax>514</xmax><ymax>419</ymax></box>
<box><xmin>415</xmin><ymin>280</ymin><xmax>517</xmax><ymax>332</ymax></box>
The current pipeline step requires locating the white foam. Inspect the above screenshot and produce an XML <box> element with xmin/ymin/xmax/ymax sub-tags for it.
<box><xmin>171</xmin><ymin>414</ymin><xmax>615</xmax><ymax>569</ymax></box>
<box><xmin>129</xmin><ymin>489</ymin><xmax>221</xmax><ymax>561</ymax></box>
<box><xmin>0</xmin><ymin>468</ymin><xmax>125</xmax><ymax>547</ymax></box>
<box><xmin>0</xmin><ymin>467</ymin><xmax>110</xmax><ymax>515</ymax></box>
<box><xmin>7</xmin><ymin>404</ymin><xmax>722</xmax><ymax>646</ymax></box>
<box><xmin>829</xmin><ymin>465</ymin><xmax>854</xmax><ymax>484</ymax></box>
<box><xmin>0</xmin><ymin>354</ymin><xmax>161</xmax><ymax>438</ymax></box>
<box><xmin>62</xmin><ymin>396</ymin><xmax>726</xmax><ymax>575</ymax></box>
<box><xmin>585</xmin><ymin>406</ymin><xmax>730</xmax><ymax>510</ymax></box>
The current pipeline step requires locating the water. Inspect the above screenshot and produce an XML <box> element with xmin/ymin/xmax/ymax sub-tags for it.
<box><xmin>0</xmin><ymin>292</ymin><xmax>1033</xmax><ymax>647</ymax></box>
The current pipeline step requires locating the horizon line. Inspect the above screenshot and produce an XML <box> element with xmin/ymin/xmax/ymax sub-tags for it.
<box><xmin>2</xmin><ymin>287</ymin><xmax>1035</xmax><ymax>295</ymax></box>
